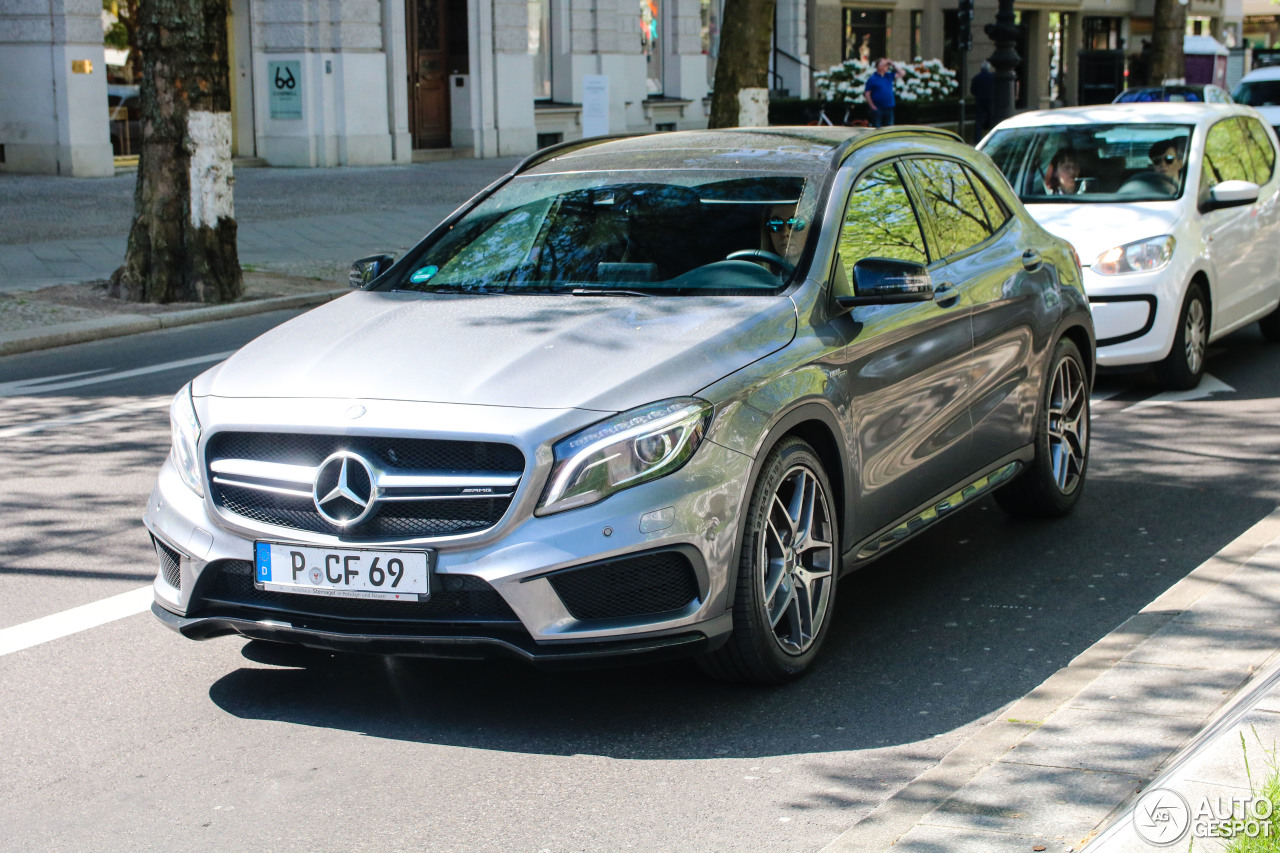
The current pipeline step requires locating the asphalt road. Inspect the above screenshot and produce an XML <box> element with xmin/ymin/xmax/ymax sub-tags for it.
<box><xmin>1</xmin><ymin>314</ymin><xmax>1278</xmax><ymax>852</ymax></box>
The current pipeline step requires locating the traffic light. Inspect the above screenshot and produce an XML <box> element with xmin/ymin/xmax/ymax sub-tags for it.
<box><xmin>957</xmin><ymin>0</ymin><xmax>974</xmax><ymax>52</ymax></box>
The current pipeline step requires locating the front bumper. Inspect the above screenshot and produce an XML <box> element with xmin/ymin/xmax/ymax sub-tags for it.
<box><xmin>1083</xmin><ymin>265</ymin><xmax>1185</xmax><ymax>368</ymax></box>
<box><xmin>145</xmin><ymin>399</ymin><xmax>753</xmax><ymax>661</ymax></box>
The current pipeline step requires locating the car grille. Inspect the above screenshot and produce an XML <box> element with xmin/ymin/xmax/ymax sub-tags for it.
<box><xmin>199</xmin><ymin>560</ymin><xmax>521</xmax><ymax>625</ymax></box>
<box><xmin>154</xmin><ymin>536</ymin><xmax>182</xmax><ymax>591</ymax></box>
<box><xmin>547</xmin><ymin>550</ymin><xmax>700</xmax><ymax>621</ymax></box>
<box><xmin>206</xmin><ymin>432</ymin><xmax>524</xmax><ymax>539</ymax></box>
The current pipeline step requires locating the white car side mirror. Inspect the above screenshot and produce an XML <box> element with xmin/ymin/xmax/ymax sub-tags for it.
<box><xmin>1204</xmin><ymin>179</ymin><xmax>1260</xmax><ymax>212</ymax></box>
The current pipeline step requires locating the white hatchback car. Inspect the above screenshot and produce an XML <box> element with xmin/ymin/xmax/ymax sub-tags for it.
<box><xmin>1232</xmin><ymin>66</ymin><xmax>1280</xmax><ymax>137</ymax></box>
<box><xmin>981</xmin><ymin>103</ymin><xmax>1280</xmax><ymax>388</ymax></box>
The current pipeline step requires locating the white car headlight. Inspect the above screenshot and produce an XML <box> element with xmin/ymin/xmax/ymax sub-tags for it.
<box><xmin>169</xmin><ymin>383</ymin><xmax>203</xmax><ymax>496</ymax></box>
<box><xmin>537</xmin><ymin>398</ymin><xmax>714</xmax><ymax>515</ymax></box>
<box><xmin>1092</xmin><ymin>236</ymin><xmax>1175</xmax><ymax>276</ymax></box>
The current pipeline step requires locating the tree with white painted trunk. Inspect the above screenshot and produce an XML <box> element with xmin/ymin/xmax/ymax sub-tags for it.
<box><xmin>707</xmin><ymin>0</ymin><xmax>775</xmax><ymax>129</ymax></box>
<box><xmin>111</xmin><ymin>0</ymin><xmax>241</xmax><ymax>303</ymax></box>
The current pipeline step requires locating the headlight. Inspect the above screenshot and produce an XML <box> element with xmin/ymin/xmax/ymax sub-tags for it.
<box><xmin>169</xmin><ymin>384</ymin><xmax>203</xmax><ymax>496</ymax></box>
<box><xmin>1092</xmin><ymin>236</ymin><xmax>1175</xmax><ymax>276</ymax></box>
<box><xmin>537</xmin><ymin>398</ymin><xmax>713</xmax><ymax>515</ymax></box>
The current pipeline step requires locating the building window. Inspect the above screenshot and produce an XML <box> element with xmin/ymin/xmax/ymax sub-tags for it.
<box><xmin>842</xmin><ymin>9</ymin><xmax>890</xmax><ymax>64</ymax></box>
<box><xmin>529</xmin><ymin>0</ymin><xmax>551</xmax><ymax>99</ymax></box>
<box><xmin>703</xmin><ymin>0</ymin><xmax>721</xmax><ymax>88</ymax></box>
<box><xmin>910</xmin><ymin>10</ymin><xmax>922</xmax><ymax>61</ymax></box>
<box><xmin>641</xmin><ymin>0</ymin><xmax>663</xmax><ymax>95</ymax></box>
<box><xmin>1083</xmin><ymin>17</ymin><xmax>1122</xmax><ymax>51</ymax></box>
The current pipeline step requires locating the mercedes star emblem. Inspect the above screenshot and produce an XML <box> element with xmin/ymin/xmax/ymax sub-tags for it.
<box><xmin>312</xmin><ymin>451</ymin><xmax>377</xmax><ymax>527</ymax></box>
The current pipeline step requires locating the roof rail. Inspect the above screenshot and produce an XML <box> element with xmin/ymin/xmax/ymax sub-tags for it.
<box><xmin>511</xmin><ymin>133</ymin><xmax>647</xmax><ymax>176</ymax></box>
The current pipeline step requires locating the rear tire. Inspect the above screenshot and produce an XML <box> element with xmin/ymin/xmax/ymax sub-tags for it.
<box><xmin>699</xmin><ymin>437</ymin><xmax>838</xmax><ymax>684</ymax></box>
<box><xmin>996</xmin><ymin>338</ymin><xmax>1090</xmax><ymax>519</ymax></box>
<box><xmin>1154</xmin><ymin>283</ymin><xmax>1208</xmax><ymax>390</ymax></box>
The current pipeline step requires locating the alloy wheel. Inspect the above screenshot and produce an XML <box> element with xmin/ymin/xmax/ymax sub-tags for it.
<box><xmin>1184</xmin><ymin>297</ymin><xmax>1207</xmax><ymax>376</ymax></box>
<box><xmin>1046</xmin><ymin>355</ymin><xmax>1088</xmax><ymax>494</ymax></box>
<box><xmin>761</xmin><ymin>465</ymin><xmax>835</xmax><ymax>655</ymax></box>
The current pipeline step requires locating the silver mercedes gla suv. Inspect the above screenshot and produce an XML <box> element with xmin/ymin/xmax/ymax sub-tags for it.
<box><xmin>147</xmin><ymin>128</ymin><xmax>1094</xmax><ymax>683</ymax></box>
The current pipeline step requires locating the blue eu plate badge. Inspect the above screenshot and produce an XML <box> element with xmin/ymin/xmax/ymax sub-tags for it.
<box><xmin>255</xmin><ymin>543</ymin><xmax>271</xmax><ymax>582</ymax></box>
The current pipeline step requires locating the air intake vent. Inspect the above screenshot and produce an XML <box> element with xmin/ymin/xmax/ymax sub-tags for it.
<box><xmin>153</xmin><ymin>537</ymin><xmax>182</xmax><ymax>591</ymax></box>
<box><xmin>547</xmin><ymin>550</ymin><xmax>699</xmax><ymax>621</ymax></box>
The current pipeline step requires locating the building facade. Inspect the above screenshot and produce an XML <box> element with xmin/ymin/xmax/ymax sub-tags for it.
<box><xmin>0</xmin><ymin>0</ymin><xmax>1244</xmax><ymax>176</ymax></box>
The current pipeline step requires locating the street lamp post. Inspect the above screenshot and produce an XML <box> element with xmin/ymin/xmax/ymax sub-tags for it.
<box><xmin>983</xmin><ymin>0</ymin><xmax>1022</xmax><ymax>124</ymax></box>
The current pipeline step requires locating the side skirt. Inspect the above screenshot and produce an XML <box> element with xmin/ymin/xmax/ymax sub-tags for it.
<box><xmin>841</xmin><ymin>447</ymin><xmax>1033</xmax><ymax>573</ymax></box>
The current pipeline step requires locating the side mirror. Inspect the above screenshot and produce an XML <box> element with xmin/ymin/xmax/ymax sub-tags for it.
<box><xmin>836</xmin><ymin>257</ymin><xmax>934</xmax><ymax>308</ymax></box>
<box><xmin>349</xmin><ymin>253</ymin><xmax>396</xmax><ymax>288</ymax></box>
<box><xmin>1201</xmin><ymin>180</ymin><xmax>1260</xmax><ymax>212</ymax></box>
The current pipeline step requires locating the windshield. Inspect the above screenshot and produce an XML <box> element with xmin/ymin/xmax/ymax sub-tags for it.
<box><xmin>1233</xmin><ymin>80</ymin><xmax>1280</xmax><ymax>107</ymax></box>
<box><xmin>1114</xmin><ymin>87</ymin><xmax>1204</xmax><ymax>103</ymax></box>
<box><xmin>982</xmin><ymin>123</ymin><xmax>1194</xmax><ymax>203</ymax></box>
<box><xmin>390</xmin><ymin>170</ymin><xmax>821</xmax><ymax>296</ymax></box>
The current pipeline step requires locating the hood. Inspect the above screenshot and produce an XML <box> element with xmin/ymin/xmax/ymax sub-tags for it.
<box><xmin>195</xmin><ymin>290</ymin><xmax>797</xmax><ymax>412</ymax></box>
<box><xmin>1024</xmin><ymin>202</ymin><xmax>1184</xmax><ymax>267</ymax></box>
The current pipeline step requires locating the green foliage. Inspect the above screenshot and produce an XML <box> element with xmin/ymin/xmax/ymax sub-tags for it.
<box><xmin>1219</xmin><ymin>728</ymin><xmax>1280</xmax><ymax>853</ymax></box>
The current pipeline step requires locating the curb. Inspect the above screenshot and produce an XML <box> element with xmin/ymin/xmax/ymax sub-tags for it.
<box><xmin>0</xmin><ymin>289</ymin><xmax>347</xmax><ymax>358</ymax></box>
<box><xmin>820</xmin><ymin>507</ymin><xmax>1280</xmax><ymax>851</ymax></box>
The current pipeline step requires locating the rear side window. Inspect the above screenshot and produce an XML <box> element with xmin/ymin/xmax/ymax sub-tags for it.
<box><xmin>1240</xmin><ymin>116</ymin><xmax>1276</xmax><ymax>185</ymax></box>
<box><xmin>838</xmin><ymin>163</ymin><xmax>930</xmax><ymax>279</ymax></box>
<box><xmin>965</xmin><ymin>165</ymin><xmax>1011</xmax><ymax>231</ymax></box>
<box><xmin>903</xmin><ymin>159</ymin><xmax>993</xmax><ymax>259</ymax></box>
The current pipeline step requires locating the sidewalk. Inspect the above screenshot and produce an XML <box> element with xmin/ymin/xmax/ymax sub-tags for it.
<box><xmin>823</xmin><ymin>510</ymin><xmax>1280</xmax><ymax>851</ymax></box>
<box><xmin>0</xmin><ymin>158</ymin><xmax>517</xmax><ymax>353</ymax></box>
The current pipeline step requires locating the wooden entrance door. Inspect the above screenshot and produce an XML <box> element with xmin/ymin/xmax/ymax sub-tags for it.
<box><xmin>407</xmin><ymin>0</ymin><xmax>450</xmax><ymax>148</ymax></box>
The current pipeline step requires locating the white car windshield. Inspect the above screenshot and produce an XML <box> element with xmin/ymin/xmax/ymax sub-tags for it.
<box><xmin>983</xmin><ymin>123</ymin><xmax>1194</xmax><ymax>203</ymax></box>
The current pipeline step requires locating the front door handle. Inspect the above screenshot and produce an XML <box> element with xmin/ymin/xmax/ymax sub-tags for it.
<box><xmin>1022</xmin><ymin>249</ymin><xmax>1043</xmax><ymax>272</ymax></box>
<box><xmin>934</xmin><ymin>282</ymin><xmax>958</xmax><ymax>304</ymax></box>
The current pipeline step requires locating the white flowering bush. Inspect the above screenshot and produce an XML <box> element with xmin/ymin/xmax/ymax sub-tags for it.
<box><xmin>814</xmin><ymin>58</ymin><xmax>958</xmax><ymax>106</ymax></box>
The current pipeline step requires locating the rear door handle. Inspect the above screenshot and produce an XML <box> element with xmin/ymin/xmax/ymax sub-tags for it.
<box><xmin>934</xmin><ymin>283</ymin><xmax>958</xmax><ymax>304</ymax></box>
<box><xmin>1022</xmin><ymin>249</ymin><xmax>1043</xmax><ymax>272</ymax></box>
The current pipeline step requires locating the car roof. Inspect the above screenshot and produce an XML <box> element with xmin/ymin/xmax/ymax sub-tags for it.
<box><xmin>517</xmin><ymin>126</ymin><xmax>961</xmax><ymax>176</ymax></box>
<box><xmin>992</xmin><ymin>102</ymin><xmax>1244</xmax><ymax>131</ymax></box>
<box><xmin>1240</xmin><ymin>65</ymin><xmax>1280</xmax><ymax>82</ymax></box>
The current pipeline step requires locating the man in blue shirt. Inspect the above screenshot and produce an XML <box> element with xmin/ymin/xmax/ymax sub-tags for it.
<box><xmin>864</xmin><ymin>58</ymin><xmax>900</xmax><ymax>127</ymax></box>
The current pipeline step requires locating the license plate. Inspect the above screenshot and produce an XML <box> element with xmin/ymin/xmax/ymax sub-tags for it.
<box><xmin>254</xmin><ymin>542</ymin><xmax>431</xmax><ymax>601</ymax></box>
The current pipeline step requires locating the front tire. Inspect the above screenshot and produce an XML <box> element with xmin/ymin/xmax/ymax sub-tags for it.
<box><xmin>1154</xmin><ymin>283</ymin><xmax>1208</xmax><ymax>390</ymax></box>
<box><xmin>996</xmin><ymin>338</ymin><xmax>1090</xmax><ymax>519</ymax></box>
<box><xmin>699</xmin><ymin>437</ymin><xmax>838</xmax><ymax>684</ymax></box>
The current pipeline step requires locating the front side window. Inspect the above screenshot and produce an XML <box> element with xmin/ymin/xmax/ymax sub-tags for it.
<box><xmin>983</xmin><ymin>123</ymin><xmax>1194</xmax><ymax>203</ymax></box>
<box><xmin>394</xmin><ymin>171</ymin><xmax>820</xmax><ymax>295</ymax></box>
<box><xmin>903</xmin><ymin>159</ymin><xmax>993</xmax><ymax>259</ymax></box>
<box><xmin>838</xmin><ymin>164</ymin><xmax>929</xmax><ymax>281</ymax></box>
<box><xmin>1240</xmin><ymin>116</ymin><xmax>1276</xmax><ymax>185</ymax></box>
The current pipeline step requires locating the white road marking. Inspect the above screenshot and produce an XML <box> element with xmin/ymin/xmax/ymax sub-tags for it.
<box><xmin>0</xmin><ymin>586</ymin><xmax>153</xmax><ymax>657</ymax></box>
<box><xmin>1122</xmin><ymin>373</ymin><xmax>1235</xmax><ymax>413</ymax></box>
<box><xmin>0</xmin><ymin>351</ymin><xmax>234</xmax><ymax>396</ymax></box>
<box><xmin>0</xmin><ymin>396</ymin><xmax>170</xmax><ymax>439</ymax></box>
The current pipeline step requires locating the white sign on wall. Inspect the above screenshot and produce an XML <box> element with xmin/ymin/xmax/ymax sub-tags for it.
<box><xmin>582</xmin><ymin>75</ymin><xmax>609</xmax><ymax>138</ymax></box>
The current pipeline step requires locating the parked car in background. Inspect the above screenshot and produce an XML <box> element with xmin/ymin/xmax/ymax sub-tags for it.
<box><xmin>980</xmin><ymin>103</ymin><xmax>1280</xmax><ymax>389</ymax></box>
<box><xmin>1232</xmin><ymin>66</ymin><xmax>1280</xmax><ymax>137</ymax></box>
<box><xmin>1113</xmin><ymin>85</ymin><xmax>1233</xmax><ymax>105</ymax></box>
<box><xmin>147</xmin><ymin>127</ymin><xmax>1093</xmax><ymax>684</ymax></box>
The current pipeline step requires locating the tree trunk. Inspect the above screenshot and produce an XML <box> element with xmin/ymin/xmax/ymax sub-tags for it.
<box><xmin>1150</xmin><ymin>0</ymin><xmax>1186</xmax><ymax>86</ymax></box>
<box><xmin>113</xmin><ymin>0</ymin><xmax>241</xmax><ymax>304</ymax></box>
<box><xmin>708</xmin><ymin>0</ymin><xmax>776</xmax><ymax>129</ymax></box>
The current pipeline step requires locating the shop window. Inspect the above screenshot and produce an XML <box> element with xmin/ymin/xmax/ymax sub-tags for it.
<box><xmin>703</xmin><ymin>0</ymin><xmax>721</xmax><ymax>88</ymax></box>
<box><xmin>529</xmin><ymin>0</ymin><xmax>552</xmax><ymax>100</ymax></box>
<box><xmin>1083</xmin><ymin>17</ymin><xmax>1122</xmax><ymax>51</ymax></box>
<box><xmin>842</xmin><ymin>9</ymin><xmax>890</xmax><ymax>64</ymax></box>
<box><xmin>910</xmin><ymin>10</ymin><xmax>922</xmax><ymax>60</ymax></box>
<box><xmin>641</xmin><ymin>0</ymin><xmax>664</xmax><ymax>96</ymax></box>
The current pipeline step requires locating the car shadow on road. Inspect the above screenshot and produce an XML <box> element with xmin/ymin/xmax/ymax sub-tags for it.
<box><xmin>208</xmin><ymin>463</ymin><xmax>1274</xmax><ymax>760</ymax></box>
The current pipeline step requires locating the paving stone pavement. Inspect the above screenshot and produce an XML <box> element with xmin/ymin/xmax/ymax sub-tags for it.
<box><xmin>823</xmin><ymin>511</ymin><xmax>1280</xmax><ymax>852</ymax></box>
<box><xmin>0</xmin><ymin>159</ymin><xmax>519</xmax><ymax>292</ymax></box>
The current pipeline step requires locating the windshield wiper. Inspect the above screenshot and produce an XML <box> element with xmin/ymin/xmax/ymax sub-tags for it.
<box><xmin>569</xmin><ymin>287</ymin><xmax>652</xmax><ymax>297</ymax></box>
